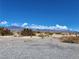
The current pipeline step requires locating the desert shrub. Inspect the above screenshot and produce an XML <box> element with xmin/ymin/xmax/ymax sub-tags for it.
<box><xmin>21</xmin><ymin>28</ymin><xmax>35</xmax><ymax>36</ymax></box>
<box><xmin>0</xmin><ymin>27</ymin><xmax>13</xmax><ymax>36</ymax></box>
<box><xmin>38</xmin><ymin>34</ymin><xmax>45</xmax><ymax>39</ymax></box>
<box><xmin>55</xmin><ymin>32</ymin><xmax>62</xmax><ymax>34</ymax></box>
<box><xmin>44</xmin><ymin>32</ymin><xmax>53</xmax><ymax>37</ymax></box>
<box><xmin>60</xmin><ymin>36</ymin><xmax>79</xmax><ymax>44</ymax></box>
<box><xmin>49</xmin><ymin>32</ymin><xmax>53</xmax><ymax>35</ymax></box>
<box><xmin>37</xmin><ymin>31</ymin><xmax>41</xmax><ymax>33</ymax></box>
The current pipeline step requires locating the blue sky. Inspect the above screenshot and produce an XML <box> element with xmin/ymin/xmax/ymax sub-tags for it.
<box><xmin>0</xmin><ymin>0</ymin><xmax>79</xmax><ymax>31</ymax></box>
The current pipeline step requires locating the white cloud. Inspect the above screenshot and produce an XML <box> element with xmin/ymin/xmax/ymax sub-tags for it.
<box><xmin>11</xmin><ymin>23</ymin><xmax>19</xmax><ymax>26</ymax></box>
<box><xmin>10</xmin><ymin>22</ymin><xmax>69</xmax><ymax>30</ymax></box>
<box><xmin>0</xmin><ymin>21</ymin><xmax>8</xmax><ymax>25</ymax></box>
<box><xmin>55</xmin><ymin>24</ymin><xmax>68</xmax><ymax>30</ymax></box>
<box><xmin>28</xmin><ymin>24</ymin><xmax>69</xmax><ymax>30</ymax></box>
<box><xmin>0</xmin><ymin>21</ymin><xmax>69</xmax><ymax>30</ymax></box>
<box><xmin>21</xmin><ymin>23</ymin><xmax>28</xmax><ymax>27</ymax></box>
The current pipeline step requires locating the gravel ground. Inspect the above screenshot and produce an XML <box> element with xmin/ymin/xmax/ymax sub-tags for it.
<box><xmin>0</xmin><ymin>36</ymin><xmax>79</xmax><ymax>59</ymax></box>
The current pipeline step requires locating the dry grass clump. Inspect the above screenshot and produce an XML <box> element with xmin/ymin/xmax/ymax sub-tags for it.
<box><xmin>60</xmin><ymin>36</ymin><xmax>79</xmax><ymax>44</ymax></box>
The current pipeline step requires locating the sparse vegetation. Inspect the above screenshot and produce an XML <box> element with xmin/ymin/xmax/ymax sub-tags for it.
<box><xmin>60</xmin><ymin>36</ymin><xmax>79</xmax><ymax>44</ymax></box>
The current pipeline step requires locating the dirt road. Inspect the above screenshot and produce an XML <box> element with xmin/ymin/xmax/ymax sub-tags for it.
<box><xmin>0</xmin><ymin>36</ymin><xmax>79</xmax><ymax>59</ymax></box>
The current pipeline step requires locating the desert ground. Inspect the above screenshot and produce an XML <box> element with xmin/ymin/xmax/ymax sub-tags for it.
<box><xmin>0</xmin><ymin>36</ymin><xmax>79</xmax><ymax>59</ymax></box>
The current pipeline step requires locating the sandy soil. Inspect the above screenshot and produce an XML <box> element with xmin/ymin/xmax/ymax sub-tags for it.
<box><xmin>0</xmin><ymin>36</ymin><xmax>79</xmax><ymax>59</ymax></box>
